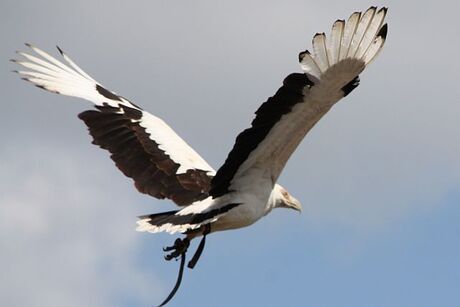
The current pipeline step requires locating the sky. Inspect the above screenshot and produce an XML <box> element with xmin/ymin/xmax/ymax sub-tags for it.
<box><xmin>1</xmin><ymin>0</ymin><xmax>459</xmax><ymax>306</ymax></box>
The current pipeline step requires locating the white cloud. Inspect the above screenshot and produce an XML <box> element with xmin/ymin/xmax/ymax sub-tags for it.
<box><xmin>0</xmin><ymin>147</ymin><xmax>163</xmax><ymax>307</ymax></box>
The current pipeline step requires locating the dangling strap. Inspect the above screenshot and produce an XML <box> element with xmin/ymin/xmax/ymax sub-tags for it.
<box><xmin>188</xmin><ymin>224</ymin><xmax>211</xmax><ymax>269</ymax></box>
<box><xmin>187</xmin><ymin>235</ymin><xmax>206</xmax><ymax>269</ymax></box>
<box><xmin>157</xmin><ymin>252</ymin><xmax>186</xmax><ymax>307</ymax></box>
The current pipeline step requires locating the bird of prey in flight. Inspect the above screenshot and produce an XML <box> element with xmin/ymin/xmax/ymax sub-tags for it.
<box><xmin>13</xmin><ymin>6</ymin><xmax>388</xmax><ymax>306</ymax></box>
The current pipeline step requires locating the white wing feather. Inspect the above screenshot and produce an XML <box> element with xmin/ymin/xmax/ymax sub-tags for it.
<box><xmin>300</xmin><ymin>7</ymin><xmax>388</xmax><ymax>78</ymax></box>
<box><xmin>13</xmin><ymin>44</ymin><xmax>215</xmax><ymax>176</ymax></box>
<box><xmin>231</xmin><ymin>7</ymin><xmax>388</xmax><ymax>191</ymax></box>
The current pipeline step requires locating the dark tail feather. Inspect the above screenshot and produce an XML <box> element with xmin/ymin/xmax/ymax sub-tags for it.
<box><xmin>138</xmin><ymin>210</ymin><xmax>178</xmax><ymax>226</ymax></box>
<box><xmin>136</xmin><ymin>203</ymin><xmax>241</xmax><ymax>234</ymax></box>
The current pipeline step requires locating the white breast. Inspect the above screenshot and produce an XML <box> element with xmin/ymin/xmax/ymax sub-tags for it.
<box><xmin>210</xmin><ymin>177</ymin><xmax>275</xmax><ymax>232</ymax></box>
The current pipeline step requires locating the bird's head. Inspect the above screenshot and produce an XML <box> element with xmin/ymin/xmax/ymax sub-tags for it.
<box><xmin>272</xmin><ymin>184</ymin><xmax>302</xmax><ymax>213</ymax></box>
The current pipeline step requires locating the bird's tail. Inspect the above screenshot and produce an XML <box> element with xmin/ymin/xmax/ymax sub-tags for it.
<box><xmin>136</xmin><ymin>210</ymin><xmax>180</xmax><ymax>233</ymax></box>
<box><xmin>12</xmin><ymin>44</ymin><xmax>137</xmax><ymax>109</ymax></box>
<box><xmin>299</xmin><ymin>6</ymin><xmax>388</xmax><ymax>80</ymax></box>
<box><xmin>135</xmin><ymin>210</ymin><xmax>210</xmax><ymax>235</ymax></box>
<box><xmin>136</xmin><ymin>203</ymin><xmax>240</xmax><ymax>235</ymax></box>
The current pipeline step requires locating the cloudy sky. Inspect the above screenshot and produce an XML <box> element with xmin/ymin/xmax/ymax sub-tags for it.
<box><xmin>1</xmin><ymin>0</ymin><xmax>459</xmax><ymax>306</ymax></box>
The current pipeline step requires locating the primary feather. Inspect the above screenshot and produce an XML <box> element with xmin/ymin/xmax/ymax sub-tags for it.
<box><xmin>301</xmin><ymin>7</ymin><xmax>388</xmax><ymax>80</ymax></box>
<box><xmin>14</xmin><ymin>43</ymin><xmax>216</xmax><ymax>206</ymax></box>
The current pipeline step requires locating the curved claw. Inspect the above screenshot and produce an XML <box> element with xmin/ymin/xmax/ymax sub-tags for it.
<box><xmin>163</xmin><ymin>238</ymin><xmax>190</xmax><ymax>261</ymax></box>
<box><xmin>163</xmin><ymin>238</ymin><xmax>182</xmax><ymax>252</ymax></box>
<box><xmin>164</xmin><ymin>254</ymin><xmax>174</xmax><ymax>261</ymax></box>
<box><xmin>163</xmin><ymin>246</ymin><xmax>175</xmax><ymax>252</ymax></box>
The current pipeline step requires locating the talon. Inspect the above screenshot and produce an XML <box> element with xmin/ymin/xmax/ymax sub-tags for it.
<box><xmin>163</xmin><ymin>238</ymin><xmax>184</xmax><ymax>252</ymax></box>
<box><xmin>163</xmin><ymin>238</ymin><xmax>190</xmax><ymax>261</ymax></box>
<box><xmin>163</xmin><ymin>245</ymin><xmax>174</xmax><ymax>252</ymax></box>
<box><xmin>164</xmin><ymin>253</ymin><xmax>179</xmax><ymax>261</ymax></box>
<box><xmin>166</xmin><ymin>250</ymin><xmax>181</xmax><ymax>261</ymax></box>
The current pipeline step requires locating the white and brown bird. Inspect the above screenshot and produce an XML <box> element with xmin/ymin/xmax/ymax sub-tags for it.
<box><xmin>13</xmin><ymin>6</ymin><xmax>388</xmax><ymax>306</ymax></box>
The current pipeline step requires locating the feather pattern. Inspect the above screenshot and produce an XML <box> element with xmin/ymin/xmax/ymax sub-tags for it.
<box><xmin>347</xmin><ymin>7</ymin><xmax>376</xmax><ymax>58</ymax></box>
<box><xmin>312</xmin><ymin>33</ymin><xmax>330</xmax><ymax>73</ymax></box>
<box><xmin>299</xmin><ymin>50</ymin><xmax>322</xmax><ymax>79</ymax></box>
<box><xmin>355</xmin><ymin>7</ymin><xmax>387</xmax><ymax>59</ymax></box>
<box><xmin>299</xmin><ymin>7</ymin><xmax>387</xmax><ymax>79</ymax></box>
<box><xmin>339</xmin><ymin>12</ymin><xmax>361</xmax><ymax>61</ymax></box>
<box><xmin>13</xmin><ymin>44</ymin><xmax>216</xmax><ymax>206</ymax></box>
<box><xmin>362</xmin><ymin>24</ymin><xmax>388</xmax><ymax>65</ymax></box>
<box><xmin>327</xmin><ymin>20</ymin><xmax>345</xmax><ymax>66</ymax></box>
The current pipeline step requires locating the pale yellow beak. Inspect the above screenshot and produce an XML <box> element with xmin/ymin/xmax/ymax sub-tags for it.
<box><xmin>286</xmin><ymin>196</ymin><xmax>302</xmax><ymax>213</ymax></box>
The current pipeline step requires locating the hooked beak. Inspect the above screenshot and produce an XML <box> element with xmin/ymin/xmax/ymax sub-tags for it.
<box><xmin>285</xmin><ymin>196</ymin><xmax>302</xmax><ymax>213</ymax></box>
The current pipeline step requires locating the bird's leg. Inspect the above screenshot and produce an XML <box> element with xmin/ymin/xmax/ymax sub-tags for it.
<box><xmin>163</xmin><ymin>237</ymin><xmax>190</xmax><ymax>261</ymax></box>
<box><xmin>156</xmin><ymin>225</ymin><xmax>211</xmax><ymax>306</ymax></box>
<box><xmin>187</xmin><ymin>224</ymin><xmax>211</xmax><ymax>269</ymax></box>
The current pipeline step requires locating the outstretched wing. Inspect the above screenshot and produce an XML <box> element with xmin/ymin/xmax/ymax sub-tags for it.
<box><xmin>13</xmin><ymin>45</ymin><xmax>215</xmax><ymax>206</ymax></box>
<box><xmin>210</xmin><ymin>7</ymin><xmax>388</xmax><ymax>198</ymax></box>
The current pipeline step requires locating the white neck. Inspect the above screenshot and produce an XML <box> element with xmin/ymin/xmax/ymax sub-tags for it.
<box><xmin>264</xmin><ymin>184</ymin><xmax>285</xmax><ymax>215</ymax></box>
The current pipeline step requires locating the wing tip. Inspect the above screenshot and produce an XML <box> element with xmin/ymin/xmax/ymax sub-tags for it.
<box><xmin>377</xmin><ymin>23</ymin><xmax>388</xmax><ymax>40</ymax></box>
<box><xmin>56</xmin><ymin>45</ymin><xmax>64</xmax><ymax>56</ymax></box>
<box><xmin>300</xmin><ymin>6</ymin><xmax>388</xmax><ymax>77</ymax></box>
<box><xmin>314</xmin><ymin>32</ymin><xmax>325</xmax><ymax>37</ymax></box>
<box><xmin>351</xmin><ymin>11</ymin><xmax>362</xmax><ymax>18</ymax></box>
<box><xmin>368</xmin><ymin>6</ymin><xmax>377</xmax><ymax>11</ymax></box>
<box><xmin>378</xmin><ymin>7</ymin><xmax>389</xmax><ymax>14</ymax></box>
<box><xmin>298</xmin><ymin>49</ymin><xmax>311</xmax><ymax>62</ymax></box>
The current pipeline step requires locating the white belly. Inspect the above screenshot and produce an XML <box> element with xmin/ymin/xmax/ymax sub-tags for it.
<box><xmin>210</xmin><ymin>188</ymin><xmax>274</xmax><ymax>233</ymax></box>
<box><xmin>211</xmin><ymin>169</ymin><xmax>276</xmax><ymax>232</ymax></box>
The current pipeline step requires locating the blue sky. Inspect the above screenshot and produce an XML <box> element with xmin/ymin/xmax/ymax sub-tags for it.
<box><xmin>1</xmin><ymin>0</ymin><xmax>459</xmax><ymax>306</ymax></box>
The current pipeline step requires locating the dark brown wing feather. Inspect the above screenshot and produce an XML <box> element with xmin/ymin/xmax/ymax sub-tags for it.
<box><xmin>79</xmin><ymin>104</ymin><xmax>212</xmax><ymax>206</ymax></box>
